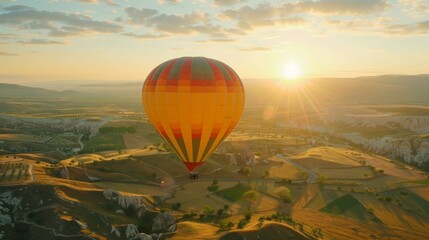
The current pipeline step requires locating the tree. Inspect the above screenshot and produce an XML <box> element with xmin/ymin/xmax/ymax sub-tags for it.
<box><xmin>212</xmin><ymin>179</ymin><xmax>218</xmax><ymax>185</ymax></box>
<box><xmin>280</xmin><ymin>178</ymin><xmax>292</xmax><ymax>185</ymax></box>
<box><xmin>203</xmin><ymin>206</ymin><xmax>215</xmax><ymax>217</ymax></box>
<box><xmin>262</xmin><ymin>170</ymin><xmax>270</xmax><ymax>179</ymax></box>
<box><xmin>239</xmin><ymin>167</ymin><xmax>252</xmax><ymax>176</ymax></box>
<box><xmin>216</xmin><ymin>208</ymin><xmax>224</xmax><ymax>217</ymax></box>
<box><xmin>172</xmin><ymin>202</ymin><xmax>181</xmax><ymax>211</ymax></box>
<box><xmin>242</xmin><ymin>190</ymin><xmax>259</xmax><ymax>208</ymax></box>
<box><xmin>223</xmin><ymin>204</ymin><xmax>229</xmax><ymax>211</ymax></box>
<box><xmin>275</xmin><ymin>186</ymin><xmax>292</xmax><ymax>202</ymax></box>
<box><xmin>207</xmin><ymin>182</ymin><xmax>219</xmax><ymax>194</ymax></box>
<box><xmin>223</xmin><ymin>204</ymin><xmax>229</xmax><ymax>215</ymax></box>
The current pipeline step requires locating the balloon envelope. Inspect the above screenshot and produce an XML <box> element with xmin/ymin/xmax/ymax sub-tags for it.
<box><xmin>142</xmin><ymin>57</ymin><xmax>245</xmax><ymax>172</ymax></box>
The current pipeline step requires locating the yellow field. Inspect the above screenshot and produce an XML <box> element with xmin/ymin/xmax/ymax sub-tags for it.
<box><xmin>335</xmin><ymin>148</ymin><xmax>426</xmax><ymax>181</ymax></box>
<box><xmin>166</xmin><ymin>181</ymin><xmax>279</xmax><ymax>214</ymax></box>
<box><xmin>0</xmin><ymin>161</ymin><xmax>32</xmax><ymax>183</ymax></box>
<box><xmin>317</xmin><ymin>167</ymin><xmax>374</xmax><ymax>179</ymax></box>
<box><xmin>268</xmin><ymin>157</ymin><xmax>306</xmax><ymax>179</ymax></box>
<box><xmin>291</xmin><ymin>147</ymin><xmax>361</xmax><ymax>169</ymax></box>
<box><xmin>411</xmin><ymin>186</ymin><xmax>429</xmax><ymax>201</ymax></box>
<box><xmin>166</xmin><ymin>181</ymin><xmax>236</xmax><ymax>211</ymax></box>
<box><xmin>95</xmin><ymin>181</ymin><xmax>170</xmax><ymax>198</ymax></box>
<box><xmin>354</xmin><ymin>193</ymin><xmax>429</xmax><ymax>238</ymax></box>
<box><xmin>171</xmin><ymin>222</ymin><xmax>219</xmax><ymax>240</ymax></box>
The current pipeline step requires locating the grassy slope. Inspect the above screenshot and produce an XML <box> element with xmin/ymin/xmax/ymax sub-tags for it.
<box><xmin>320</xmin><ymin>194</ymin><xmax>381</xmax><ymax>223</ymax></box>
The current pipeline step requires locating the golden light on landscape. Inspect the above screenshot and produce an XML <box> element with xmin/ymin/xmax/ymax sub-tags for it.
<box><xmin>283</xmin><ymin>62</ymin><xmax>303</xmax><ymax>80</ymax></box>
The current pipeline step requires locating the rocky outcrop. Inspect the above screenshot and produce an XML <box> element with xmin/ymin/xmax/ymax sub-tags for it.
<box><xmin>152</xmin><ymin>212</ymin><xmax>176</xmax><ymax>233</ymax></box>
<box><xmin>138</xmin><ymin>206</ymin><xmax>147</xmax><ymax>218</ymax></box>
<box><xmin>111</xmin><ymin>225</ymin><xmax>121</xmax><ymax>238</ymax></box>
<box><xmin>132</xmin><ymin>233</ymin><xmax>153</xmax><ymax>240</ymax></box>
<box><xmin>103</xmin><ymin>189</ymin><xmax>147</xmax><ymax>210</ymax></box>
<box><xmin>0</xmin><ymin>191</ymin><xmax>21</xmax><ymax>227</ymax></box>
<box><xmin>125</xmin><ymin>224</ymin><xmax>139</xmax><ymax>239</ymax></box>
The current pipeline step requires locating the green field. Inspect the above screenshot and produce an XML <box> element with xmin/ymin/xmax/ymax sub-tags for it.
<box><xmin>216</xmin><ymin>183</ymin><xmax>251</xmax><ymax>202</ymax></box>
<box><xmin>80</xmin><ymin>133</ymin><xmax>126</xmax><ymax>153</ymax></box>
<box><xmin>380</xmin><ymin>189</ymin><xmax>429</xmax><ymax>218</ymax></box>
<box><xmin>320</xmin><ymin>194</ymin><xmax>381</xmax><ymax>223</ymax></box>
<box><xmin>99</xmin><ymin>126</ymin><xmax>136</xmax><ymax>134</ymax></box>
<box><xmin>410</xmin><ymin>179</ymin><xmax>429</xmax><ymax>185</ymax></box>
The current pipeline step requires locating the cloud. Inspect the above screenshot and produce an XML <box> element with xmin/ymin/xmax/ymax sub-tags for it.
<box><xmin>400</xmin><ymin>0</ymin><xmax>429</xmax><ymax>13</ymax></box>
<box><xmin>158</xmin><ymin>0</ymin><xmax>182</xmax><ymax>4</ymax></box>
<box><xmin>122</xmin><ymin>32</ymin><xmax>168</xmax><ymax>39</ymax></box>
<box><xmin>124</xmin><ymin>7</ymin><xmax>227</xmax><ymax>37</ymax></box>
<box><xmin>18</xmin><ymin>39</ymin><xmax>65</xmax><ymax>45</ymax></box>
<box><xmin>0</xmin><ymin>51</ymin><xmax>17</xmax><ymax>56</ymax></box>
<box><xmin>292</xmin><ymin>0</ymin><xmax>390</xmax><ymax>15</ymax></box>
<box><xmin>124</xmin><ymin>7</ymin><xmax>158</xmax><ymax>24</ymax></box>
<box><xmin>0</xmin><ymin>5</ymin><xmax>123</xmax><ymax>37</ymax></box>
<box><xmin>213</xmin><ymin>0</ymin><xmax>242</xmax><ymax>6</ymax></box>
<box><xmin>0</xmin><ymin>33</ymin><xmax>17</xmax><ymax>38</ymax></box>
<box><xmin>383</xmin><ymin>20</ymin><xmax>429</xmax><ymax>35</ymax></box>
<box><xmin>221</xmin><ymin>3</ymin><xmax>306</xmax><ymax>31</ymax></box>
<box><xmin>195</xmin><ymin>38</ymin><xmax>235</xmax><ymax>43</ymax></box>
<box><xmin>221</xmin><ymin>1</ymin><xmax>388</xmax><ymax>31</ymax></box>
<box><xmin>1</xmin><ymin>5</ymin><xmax>35</xmax><ymax>12</ymax></box>
<box><xmin>77</xmin><ymin>0</ymin><xmax>99</xmax><ymax>4</ymax></box>
<box><xmin>104</xmin><ymin>0</ymin><xmax>119</xmax><ymax>6</ymax></box>
<box><xmin>76</xmin><ymin>0</ymin><xmax>120</xmax><ymax>6</ymax></box>
<box><xmin>239</xmin><ymin>46</ymin><xmax>271</xmax><ymax>51</ymax></box>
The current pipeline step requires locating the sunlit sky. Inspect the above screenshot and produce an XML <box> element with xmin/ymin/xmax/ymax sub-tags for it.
<box><xmin>0</xmin><ymin>0</ymin><xmax>428</xmax><ymax>82</ymax></box>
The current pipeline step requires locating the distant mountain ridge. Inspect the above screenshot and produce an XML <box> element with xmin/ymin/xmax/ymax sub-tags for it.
<box><xmin>1</xmin><ymin>74</ymin><xmax>428</xmax><ymax>105</ymax></box>
<box><xmin>245</xmin><ymin>74</ymin><xmax>429</xmax><ymax>106</ymax></box>
<box><xmin>0</xmin><ymin>83</ymin><xmax>82</xmax><ymax>99</ymax></box>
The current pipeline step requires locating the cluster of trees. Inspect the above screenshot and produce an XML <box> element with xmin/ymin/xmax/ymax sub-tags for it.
<box><xmin>99</xmin><ymin>126</ymin><xmax>137</xmax><ymax>134</ymax></box>
<box><xmin>239</xmin><ymin>166</ymin><xmax>252</xmax><ymax>176</ymax></box>
<box><xmin>207</xmin><ymin>179</ymin><xmax>219</xmax><ymax>194</ymax></box>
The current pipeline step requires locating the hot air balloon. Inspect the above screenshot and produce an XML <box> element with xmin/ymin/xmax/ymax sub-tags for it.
<box><xmin>142</xmin><ymin>57</ymin><xmax>245</xmax><ymax>173</ymax></box>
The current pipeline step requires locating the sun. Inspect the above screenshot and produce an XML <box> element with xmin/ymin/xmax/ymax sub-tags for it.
<box><xmin>283</xmin><ymin>62</ymin><xmax>303</xmax><ymax>80</ymax></box>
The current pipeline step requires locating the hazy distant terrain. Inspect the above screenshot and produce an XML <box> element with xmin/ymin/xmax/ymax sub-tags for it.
<box><xmin>0</xmin><ymin>75</ymin><xmax>428</xmax><ymax>240</ymax></box>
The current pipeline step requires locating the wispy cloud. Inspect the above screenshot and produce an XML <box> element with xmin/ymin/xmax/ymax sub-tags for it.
<box><xmin>213</xmin><ymin>0</ymin><xmax>242</xmax><ymax>7</ymax></box>
<box><xmin>18</xmin><ymin>38</ymin><xmax>65</xmax><ymax>45</ymax></box>
<box><xmin>158</xmin><ymin>0</ymin><xmax>182</xmax><ymax>4</ymax></box>
<box><xmin>383</xmin><ymin>20</ymin><xmax>429</xmax><ymax>35</ymax></box>
<box><xmin>400</xmin><ymin>0</ymin><xmax>429</xmax><ymax>13</ymax></box>
<box><xmin>123</xmin><ymin>7</ymin><xmax>228</xmax><ymax>37</ymax></box>
<box><xmin>122</xmin><ymin>32</ymin><xmax>168</xmax><ymax>39</ymax></box>
<box><xmin>0</xmin><ymin>4</ymin><xmax>122</xmax><ymax>37</ymax></box>
<box><xmin>239</xmin><ymin>46</ymin><xmax>271</xmax><ymax>51</ymax></box>
<box><xmin>293</xmin><ymin>0</ymin><xmax>390</xmax><ymax>15</ymax></box>
<box><xmin>76</xmin><ymin>0</ymin><xmax>99</xmax><ymax>4</ymax></box>
<box><xmin>221</xmin><ymin>0</ymin><xmax>389</xmax><ymax>32</ymax></box>
<box><xmin>195</xmin><ymin>38</ymin><xmax>235</xmax><ymax>43</ymax></box>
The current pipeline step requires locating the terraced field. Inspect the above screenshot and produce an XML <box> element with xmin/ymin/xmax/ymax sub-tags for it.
<box><xmin>0</xmin><ymin>161</ymin><xmax>32</xmax><ymax>184</ymax></box>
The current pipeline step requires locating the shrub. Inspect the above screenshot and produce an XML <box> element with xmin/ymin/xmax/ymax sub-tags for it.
<box><xmin>237</xmin><ymin>220</ymin><xmax>247</xmax><ymax>229</ymax></box>
<box><xmin>216</xmin><ymin>208</ymin><xmax>224</xmax><ymax>217</ymax></box>
<box><xmin>172</xmin><ymin>202</ymin><xmax>181</xmax><ymax>211</ymax></box>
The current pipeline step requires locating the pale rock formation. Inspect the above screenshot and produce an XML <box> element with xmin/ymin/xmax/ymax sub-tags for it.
<box><xmin>152</xmin><ymin>212</ymin><xmax>176</xmax><ymax>233</ymax></box>
<box><xmin>125</xmin><ymin>224</ymin><xmax>139</xmax><ymax>239</ymax></box>
<box><xmin>132</xmin><ymin>233</ymin><xmax>153</xmax><ymax>240</ymax></box>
